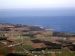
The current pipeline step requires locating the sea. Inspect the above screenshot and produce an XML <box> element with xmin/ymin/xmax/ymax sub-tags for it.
<box><xmin>0</xmin><ymin>16</ymin><xmax>75</xmax><ymax>33</ymax></box>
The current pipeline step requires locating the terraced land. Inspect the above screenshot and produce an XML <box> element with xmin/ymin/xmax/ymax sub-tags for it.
<box><xmin>11</xmin><ymin>47</ymin><xmax>75</xmax><ymax>56</ymax></box>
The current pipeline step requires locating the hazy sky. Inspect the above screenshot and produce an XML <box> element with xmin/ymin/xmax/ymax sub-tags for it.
<box><xmin>0</xmin><ymin>0</ymin><xmax>75</xmax><ymax>16</ymax></box>
<box><xmin>0</xmin><ymin>0</ymin><xmax>75</xmax><ymax>9</ymax></box>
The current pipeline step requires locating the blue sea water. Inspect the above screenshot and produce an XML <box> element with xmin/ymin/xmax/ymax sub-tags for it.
<box><xmin>0</xmin><ymin>16</ymin><xmax>75</xmax><ymax>33</ymax></box>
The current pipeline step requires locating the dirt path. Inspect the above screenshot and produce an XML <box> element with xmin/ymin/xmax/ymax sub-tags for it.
<box><xmin>0</xmin><ymin>52</ymin><xmax>4</xmax><ymax>56</ymax></box>
<box><xmin>51</xmin><ymin>52</ymin><xmax>56</xmax><ymax>56</ymax></box>
<box><xmin>0</xmin><ymin>55</ymin><xmax>4</xmax><ymax>56</ymax></box>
